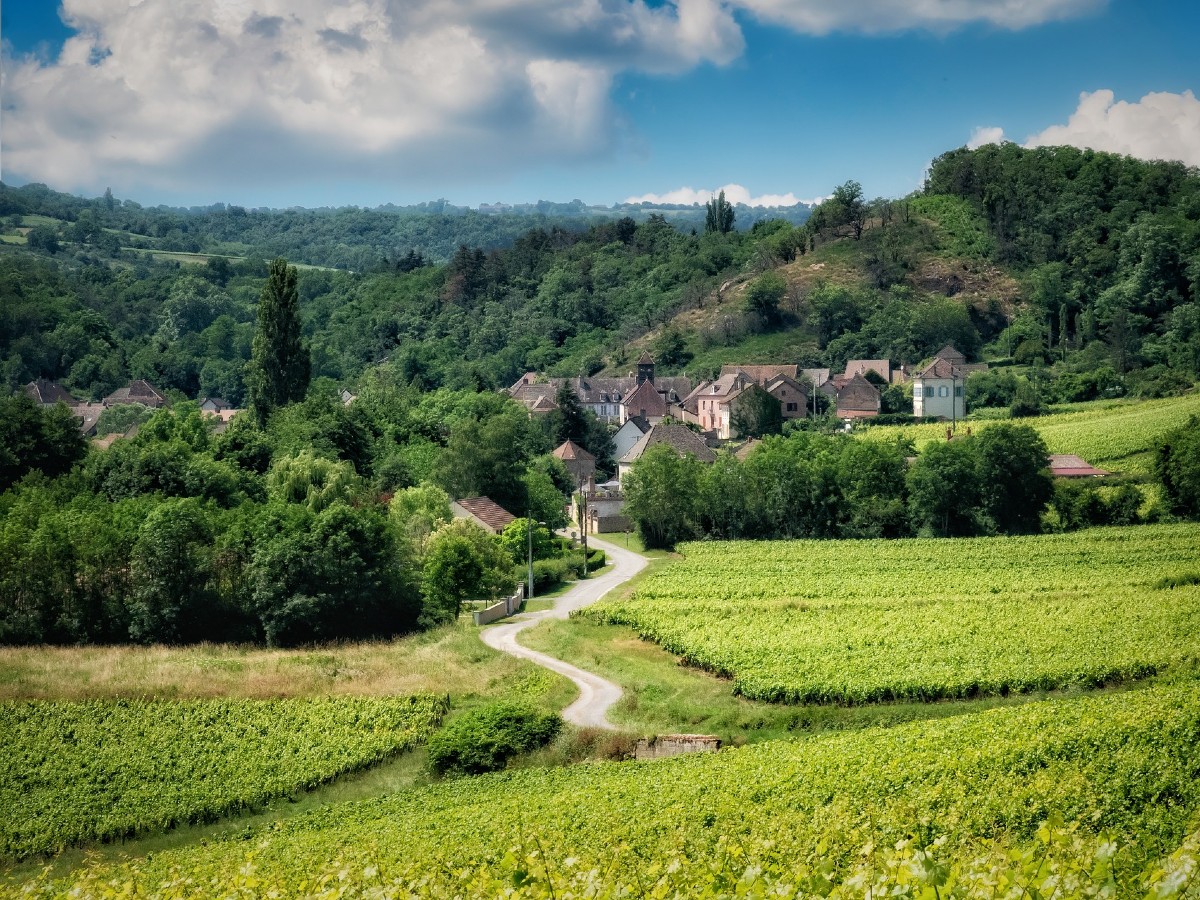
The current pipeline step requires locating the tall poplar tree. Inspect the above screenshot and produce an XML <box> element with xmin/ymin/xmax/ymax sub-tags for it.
<box><xmin>247</xmin><ymin>258</ymin><xmax>310</xmax><ymax>426</ymax></box>
<box><xmin>705</xmin><ymin>190</ymin><xmax>735</xmax><ymax>234</ymax></box>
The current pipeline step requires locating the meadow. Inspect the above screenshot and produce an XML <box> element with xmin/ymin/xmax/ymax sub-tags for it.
<box><xmin>17</xmin><ymin>680</ymin><xmax>1200</xmax><ymax>897</ymax></box>
<box><xmin>861</xmin><ymin>391</ymin><xmax>1200</xmax><ymax>475</ymax></box>
<box><xmin>583</xmin><ymin>524</ymin><xmax>1200</xmax><ymax>703</ymax></box>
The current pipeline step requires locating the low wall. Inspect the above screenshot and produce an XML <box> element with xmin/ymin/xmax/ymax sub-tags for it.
<box><xmin>473</xmin><ymin>583</ymin><xmax>526</xmax><ymax>626</ymax></box>
<box><xmin>634</xmin><ymin>734</ymin><xmax>721</xmax><ymax>760</ymax></box>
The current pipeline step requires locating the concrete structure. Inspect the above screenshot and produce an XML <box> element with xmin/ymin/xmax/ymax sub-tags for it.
<box><xmin>634</xmin><ymin>734</ymin><xmax>721</xmax><ymax>760</ymax></box>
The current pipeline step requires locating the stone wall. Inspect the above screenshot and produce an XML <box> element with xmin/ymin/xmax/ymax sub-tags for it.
<box><xmin>634</xmin><ymin>734</ymin><xmax>721</xmax><ymax>760</ymax></box>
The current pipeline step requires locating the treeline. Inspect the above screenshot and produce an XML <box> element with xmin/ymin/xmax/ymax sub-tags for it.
<box><xmin>622</xmin><ymin>422</ymin><xmax>1189</xmax><ymax>550</ymax></box>
<box><xmin>0</xmin><ymin>378</ymin><xmax>598</xmax><ymax>646</ymax></box>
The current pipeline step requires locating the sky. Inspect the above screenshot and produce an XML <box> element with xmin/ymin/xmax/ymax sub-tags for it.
<box><xmin>1</xmin><ymin>0</ymin><xmax>1198</xmax><ymax>210</ymax></box>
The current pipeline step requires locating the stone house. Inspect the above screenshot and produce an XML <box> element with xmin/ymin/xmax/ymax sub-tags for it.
<box><xmin>911</xmin><ymin>345</ymin><xmax>987</xmax><ymax>421</ymax></box>
<box><xmin>835</xmin><ymin>373</ymin><xmax>881</xmax><ymax>419</ymax></box>
<box><xmin>552</xmin><ymin>439</ymin><xmax>596</xmax><ymax>489</ymax></box>
<box><xmin>104</xmin><ymin>380</ymin><xmax>167</xmax><ymax>409</ymax></box>
<box><xmin>617</xmin><ymin>423</ymin><xmax>717</xmax><ymax>485</ymax></box>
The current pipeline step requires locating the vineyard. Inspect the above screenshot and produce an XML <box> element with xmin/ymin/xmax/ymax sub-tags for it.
<box><xmin>862</xmin><ymin>391</ymin><xmax>1200</xmax><ymax>474</ymax></box>
<box><xmin>584</xmin><ymin>525</ymin><xmax>1200</xmax><ymax>703</ymax></box>
<box><xmin>0</xmin><ymin>694</ymin><xmax>448</xmax><ymax>860</ymax></box>
<box><xmin>19</xmin><ymin>680</ymin><xmax>1200</xmax><ymax>898</ymax></box>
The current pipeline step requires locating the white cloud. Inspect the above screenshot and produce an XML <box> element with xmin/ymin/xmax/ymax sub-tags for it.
<box><xmin>1</xmin><ymin>0</ymin><xmax>743</xmax><ymax>196</ymax></box>
<box><xmin>1023</xmin><ymin>90</ymin><xmax>1200</xmax><ymax>166</ymax></box>
<box><xmin>2</xmin><ymin>0</ymin><xmax>1107</xmax><ymax>198</ymax></box>
<box><xmin>728</xmin><ymin>0</ymin><xmax>1104</xmax><ymax>35</ymax></box>
<box><xmin>967</xmin><ymin>126</ymin><xmax>1006</xmax><ymax>148</ymax></box>
<box><xmin>624</xmin><ymin>184</ymin><xmax>817</xmax><ymax>206</ymax></box>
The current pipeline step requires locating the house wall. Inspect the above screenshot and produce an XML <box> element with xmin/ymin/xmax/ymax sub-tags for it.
<box><xmin>913</xmin><ymin>377</ymin><xmax>965</xmax><ymax>420</ymax></box>
<box><xmin>612</xmin><ymin>421</ymin><xmax>646</xmax><ymax>461</ymax></box>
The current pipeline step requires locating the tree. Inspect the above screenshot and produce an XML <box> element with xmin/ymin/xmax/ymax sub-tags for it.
<box><xmin>742</xmin><ymin>271</ymin><xmax>786</xmax><ymax>326</ymax></box>
<box><xmin>907</xmin><ymin>438</ymin><xmax>983</xmax><ymax>536</ymax></box>
<box><xmin>1156</xmin><ymin>416</ymin><xmax>1200</xmax><ymax>519</ymax></box>
<box><xmin>623</xmin><ymin>444</ymin><xmax>704</xmax><ymax>550</ymax></box>
<box><xmin>551</xmin><ymin>383</ymin><xmax>587</xmax><ymax>447</ymax></box>
<box><xmin>389</xmin><ymin>481</ymin><xmax>453</xmax><ymax>554</ymax></box>
<box><xmin>128</xmin><ymin>499</ymin><xmax>212</xmax><ymax>643</ymax></box>
<box><xmin>420</xmin><ymin>519</ymin><xmax>513</xmax><ymax>626</ymax></box>
<box><xmin>831</xmin><ymin>180</ymin><xmax>867</xmax><ymax>240</ymax></box>
<box><xmin>0</xmin><ymin>396</ymin><xmax>88</xmax><ymax>491</ymax></box>
<box><xmin>975</xmin><ymin>424</ymin><xmax>1052</xmax><ymax>534</ymax></box>
<box><xmin>246</xmin><ymin>258</ymin><xmax>310</xmax><ymax>426</ymax></box>
<box><xmin>730</xmin><ymin>384</ymin><xmax>783</xmax><ymax>439</ymax></box>
<box><xmin>267</xmin><ymin>449</ymin><xmax>362</xmax><ymax>512</ymax></box>
<box><xmin>704</xmin><ymin>190</ymin><xmax>735</xmax><ymax>234</ymax></box>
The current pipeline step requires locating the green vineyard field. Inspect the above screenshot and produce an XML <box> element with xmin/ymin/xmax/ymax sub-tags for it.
<box><xmin>0</xmin><ymin>694</ymin><xmax>447</xmax><ymax>860</ymax></box>
<box><xmin>20</xmin><ymin>680</ymin><xmax>1200</xmax><ymax>898</ymax></box>
<box><xmin>863</xmin><ymin>391</ymin><xmax>1200</xmax><ymax>474</ymax></box>
<box><xmin>585</xmin><ymin>524</ymin><xmax>1200</xmax><ymax>704</ymax></box>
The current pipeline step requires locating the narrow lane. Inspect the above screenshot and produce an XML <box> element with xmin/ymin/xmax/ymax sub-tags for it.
<box><xmin>478</xmin><ymin>534</ymin><xmax>648</xmax><ymax>729</ymax></box>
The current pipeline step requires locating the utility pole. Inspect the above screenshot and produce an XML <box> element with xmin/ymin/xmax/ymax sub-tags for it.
<box><xmin>526</xmin><ymin>512</ymin><xmax>535</xmax><ymax>601</ymax></box>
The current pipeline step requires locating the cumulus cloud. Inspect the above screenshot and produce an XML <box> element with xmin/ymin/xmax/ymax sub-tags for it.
<box><xmin>1024</xmin><ymin>89</ymin><xmax>1200</xmax><ymax>166</ymax></box>
<box><xmin>967</xmin><ymin>126</ymin><xmax>1006</xmax><ymax>148</ymax></box>
<box><xmin>729</xmin><ymin>0</ymin><xmax>1104</xmax><ymax>35</ymax></box>
<box><xmin>2</xmin><ymin>0</ymin><xmax>743</xmax><ymax>196</ymax></box>
<box><xmin>2</xmin><ymin>0</ymin><xmax>1107</xmax><ymax>198</ymax></box>
<box><xmin>624</xmin><ymin>184</ymin><xmax>818</xmax><ymax>206</ymax></box>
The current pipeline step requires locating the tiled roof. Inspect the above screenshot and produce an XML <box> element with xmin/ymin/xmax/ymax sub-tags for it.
<box><xmin>621</xmin><ymin>379</ymin><xmax>668</xmax><ymax>417</ymax></box>
<box><xmin>719</xmin><ymin>364</ymin><xmax>799</xmax><ymax>384</ymax></box>
<box><xmin>638</xmin><ymin>350</ymin><xmax>655</xmax><ymax>364</ymax></box>
<box><xmin>914</xmin><ymin>358</ymin><xmax>962</xmax><ymax>379</ymax></box>
<box><xmin>801</xmin><ymin>368</ymin><xmax>831</xmax><ymax>387</ymax></box>
<box><xmin>23</xmin><ymin>379</ymin><xmax>77</xmax><ymax>406</ymax></box>
<box><xmin>844</xmin><ymin>359</ymin><xmax>891</xmax><ymax>382</ymax></box>
<box><xmin>620</xmin><ymin>424</ymin><xmax>717</xmax><ymax>464</ymax></box>
<box><xmin>529</xmin><ymin>395</ymin><xmax>558</xmax><ymax>413</ymax></box>
<box><xmin>104</xmin><ymin>380</ymin><xmax>166</xmax><ymax>407</ymax></box>
<box><xmin>934</xmin><ymin>344</ymin><xmax>966</xmax><ymax>364</ymax></box>
<box><xmin>836</xmin><ymin>374</ymin><xmax>881</xmax><ymax>414</ymax></box>
<box><xmin>1048</xmin><ymin>455</ymin><xmax>1110</xmax><ymax>477</ymax></box>
<box><xmin>553</xmin><ymin>439</ymin><xmax>595</xmax><ymax>462</ymax></box>
<box><xmin>765</xmin><ymin>372</ymin><xmax>808</xmax><ymax>397</ymax></box>
<box><xmin>452</xmin><ymin>497</ymin><xmax>517</xmax><ymax>533</ymax></box>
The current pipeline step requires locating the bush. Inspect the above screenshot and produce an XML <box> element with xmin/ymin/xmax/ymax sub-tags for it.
<box><xmin>427</xmin><ymin>701</ymin><xmax>561</xmax><ymax>776</ymax></box>
<box><xmin>529</xmin><ymin>557</ymin><xmax>572</xmax><ymax>592</ymax></box>
<box><xmin>587</xmin><ymin>548</ymin><xmax>606</xmax><ymax>571</ymax></box>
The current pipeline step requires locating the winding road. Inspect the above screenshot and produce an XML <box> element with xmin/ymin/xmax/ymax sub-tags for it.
<box><xmin>479</xmin><ymin>534</ymin><xmax>647</xmax><ymax>729</ymax></box>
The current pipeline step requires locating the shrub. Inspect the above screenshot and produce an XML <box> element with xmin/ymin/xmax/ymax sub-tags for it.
<box><xmin>587</xmin><ymin>548</ymin><xmax>606</xmax><ymax>572</ymax></box>
<box><xmin>427</xmin><ymin>701</ymin><xmax>561</xmax><ymax>776</ymax></box>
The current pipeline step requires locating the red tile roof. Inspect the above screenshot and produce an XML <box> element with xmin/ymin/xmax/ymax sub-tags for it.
<box><xmin>1048</xmin><ymin>455</ymin><xmax>1110</xmax><ymax>478</ymax></box>
<box><xmin>452</xmin><ymin>497</ymin><xmax>517</xmax><ymax>533</ymax></box>
<box><xmin>553</xmin><ymin>440</ymin><xmax>595</xmax><ymax>462</ymax></box>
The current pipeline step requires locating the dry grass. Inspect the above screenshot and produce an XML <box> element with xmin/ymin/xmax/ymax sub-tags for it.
<box><xmin>0</xmin><ymin>623</ymin><xmax>535</xmax><ymax>701</ymax></box>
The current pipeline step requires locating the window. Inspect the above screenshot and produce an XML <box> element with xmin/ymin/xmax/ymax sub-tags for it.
<box><xmin>786</xmin><ymin>402</ymin><xmax>798</xmax><ymax>412</ymax></box>
<box><xmin>939</xmin><ymin>386</ymin><xmax>949</xmax><ymax>398</ymax></box>
<box><xmin>914</xmin><ymin>386</ymin><xmax>922</xmax><ymax>398</ymax></box>
<box><xmin>954</xmin><ymin>386</ymin><xmax>963</xmax><ymax>397</ymax></box>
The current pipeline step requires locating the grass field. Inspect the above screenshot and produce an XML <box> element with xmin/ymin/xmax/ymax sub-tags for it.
<box><xmin>18</xmin><ymin>679</ymin><xmax>1200</xmax><ymax>897</ymax></box>
<box><xmin>862</xmin><ymin>391</ymin><xmax>1200</xmax><ymax>475</ymax></box>
<box><xmin>0</xmin><ymin>621</ymin><xmax>564</xmax><ymax>702</ymax></box>
<box><xmin>584</xmin><ymin>524</ymin><xmax>1200</xmax><ymax>704</ymax></box>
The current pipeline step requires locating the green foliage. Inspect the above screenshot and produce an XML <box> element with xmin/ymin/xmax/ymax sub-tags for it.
<box><xmin>976</xmin><ymin>424</ymin><xmax>1053</xmax><ymax>533</ymax></box>
<box><xmin>0</xmin><ymin>395</ymin><xmax>87</xmax><ymax>491</ymax></box>
<box><xmin>426</xmin><ymin>701</ymin><xmax>561</xmax><ymax>777</ymax></box>
<box><xmin>420</xmin><ymin>519</ymin><xmax>513</xmax><ymax>627</ymax></box>
<box><xmin>742</xmin><ymin>270</ymin><xmax>786</xmax><ymax>325</ymax></box>
<box><xmin>623</xmin><ymin>444</ymin><xmax>704</xmax><ymax>550</ymax></box>
<box><xmin>251</xmin><ymin>502</ymin><xmax>417</xmax><ymax>646</ymax></box>
<box><xmin>704</xmin><ymin>190</ymin><xmax>735</xmax><ymax>234</ymax></box>
<box><xmin>587</xmin><ymin>524</ymin><xmax>1200</xmax><ymax>704</ymax></box>
<box><xmin>499</xmin><ymin>518</ymin><xmax>556</xmax><ymax>566</ymax></box>
<box><xmin>94</xmin><ymin>402</ymin><xmax>154</xmax><ymax>437</ymax></box>
<box><xmin>0</xmin><ymin>695</ymin><xmax>447</xmax><ymax>859</ymax></box>
<box><xmin>1009</xmin><ymin>379</ymin><xmax>1044</xmax><ymax>417</ymax></box>
<box><xmin>908</xmin><ymin>194</ymin><xmax>995</xmax><ymax>259</ymax></box>
<box><xmin>1156</xmin><ymin>415</ymin><xmax>1200</xmax><ymax>518</ymax></box>
<box><xmin>906</xmin><ymin>437</ymin><xmax>983</xmax><ymax>536</ymax></box>
<box><xmin>128</xmin><ymin>499</ymin><xmax>213</xmax><ymax>644</ymax></box>
<box><xmin>247</xmin><ymin>258</ymin><xmax>310</xmax><ymax>425</ymax></box>
<box><xmin>388</xmin><ymin>481</ymin><xmax>452</xmax><ymax>553</ymax></box>
<box><xmin>729</xmin><ymin>383</ymin><xmax>783</xmax><ymax>438</ymax></box>
<box><xmin>28</xmin><ymin>682</ymin><xmax>1200</xmax><ymax>896</ymax></box>
<box><xmin>267</xmin><ymin>450</ymin><xmax>362</xmax><ymax>512</ymax></box>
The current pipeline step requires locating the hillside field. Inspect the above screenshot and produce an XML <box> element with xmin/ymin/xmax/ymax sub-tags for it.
<box><xmin>584</xmin><ymin>524</ymin><xmax>1200</xmax><ymax>704</ymax></box>
<box><xmin>16</xmin><ymin>680</ymin><xmax>1200</xmax><ymax>897</ymax></box>
<box><xmin>861</xmin><ymin>392</ymin><xmax>1200</xmax><ymax>475</ymax></box>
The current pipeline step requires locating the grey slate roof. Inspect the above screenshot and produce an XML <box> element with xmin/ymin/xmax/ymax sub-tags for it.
<box><xmin>620</xmin><ymin>424</ymin><xmax>717</xmax><ymax>464</ymax></box>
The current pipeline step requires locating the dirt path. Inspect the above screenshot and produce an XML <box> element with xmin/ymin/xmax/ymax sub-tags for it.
<box><xmin>478</xmin><ymin>535</ymin><xmax>647</xmax><ymax>729</ymax></box>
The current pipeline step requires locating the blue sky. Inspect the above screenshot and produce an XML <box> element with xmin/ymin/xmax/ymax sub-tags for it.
<box><xmin>2</xmin><ymin>1</ymin><xmax>1197</xmax><ymax>209</ymax></box>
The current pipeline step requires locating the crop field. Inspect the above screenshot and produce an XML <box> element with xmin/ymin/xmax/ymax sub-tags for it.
<box><xmin>862</xmin><ymin>391</ymin><xmax>1200</xmax><ymax>474</ymax></box>
<box><xmin>0</xmin><ymin>694</ymin><xmax>447</xmax><ymax>860</ymax></box>
<box><xmin>584</xmin><ymin>525</ymin><xmax>1200</xmax><ymax>704</ymax></box>
<box><xmin>20</xmin><ymin>680</ymin><xmax>1200</xmax><ymax>897</ymax></box>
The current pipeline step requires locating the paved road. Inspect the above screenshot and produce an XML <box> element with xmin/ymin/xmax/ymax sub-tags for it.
<box><xmin>478</xmin><ymin>535</ymin><xmax>648</xmax><ymax>729</ymax></box>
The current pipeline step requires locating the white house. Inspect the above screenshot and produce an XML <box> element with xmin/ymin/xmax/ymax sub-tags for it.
<box><xmin>911</xmin><ymin>357</ymin><xmax>965</xmax><ymax>421</ymax></box>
